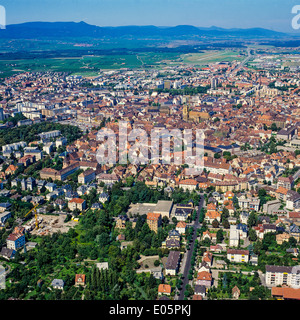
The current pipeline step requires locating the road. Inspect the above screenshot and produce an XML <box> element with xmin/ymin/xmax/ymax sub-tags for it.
<box><xmin>229</xmin><ymin>47</ymin><xmax>253</xmax><ymax>76</ymax></box>
<box><xmin>177</xmin><ymin>196</ymin><xmax>204</xmax><ymax>300</ymax></box>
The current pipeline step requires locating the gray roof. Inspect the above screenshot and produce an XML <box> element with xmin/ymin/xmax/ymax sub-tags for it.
<box><xmin>166</xmin><ymin>250</ymin><xmax>180</xmax><ymax>270</ymax></box>
<box><xmin>265</xmin><ymin>265</ymin><xmax>293</xmax><ymax>273</ymax></box>
<box><xmin>51</xmin><ymin>279</ymin><xmax>64</xmax><ymax>287</ymax></box>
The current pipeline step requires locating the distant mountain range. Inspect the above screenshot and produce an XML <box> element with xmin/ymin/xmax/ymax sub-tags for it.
<box><xmin>0</xmin><ymin>21</ymin><xmax>292</xmax><ymax>39</ymax></box>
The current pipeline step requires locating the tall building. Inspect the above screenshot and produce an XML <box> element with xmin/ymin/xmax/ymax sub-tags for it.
<box><xmin>211</xmin><ymin>78</ymin><xmax>217</xmax><ymax>89</ymax></box>
<box><xmin>182</xmin><ymin>105</ymin><xmax>188</xmax><ymax>121</ymax></box>
<box><xmin>147</xmin><ymin>212</ymin><xmax>162</xmax><ymax>233</ymax></box>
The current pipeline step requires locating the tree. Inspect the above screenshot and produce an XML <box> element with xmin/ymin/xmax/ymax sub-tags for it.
<box><xmin>247</xmin><ymin>211</ymin><xmax>257</xmax><ymax>228</ymax></box>
<box><xmin>212</xmin><ymin>219</ymin><xmax>219</xmax><ymax>228</ymax></box>
<box><xmin>216</xmin><ymin>229</ymin><xmax>224</xmax><ymax>243</ymax></box>
<box><xmin>248</xmin><ymin>229</ymin><xmax>257</xmax><ymax>242</ymax></box>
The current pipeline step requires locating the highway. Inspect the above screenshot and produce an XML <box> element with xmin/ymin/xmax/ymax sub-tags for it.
<box><xmin>229</xmin><ymin>47</ymin><xmax>253</xmax><ymax>76</ymax></box>
<box><xmin>177</xmin><ymin>196</ymin><xmax>204</xmax><ymax>300</ymax></box>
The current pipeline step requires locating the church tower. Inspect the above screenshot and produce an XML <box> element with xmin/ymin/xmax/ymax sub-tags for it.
<box><xmin>183</xmin><ymin>104</ymin><xmax>188</xmax><ymax>121</ymax></box>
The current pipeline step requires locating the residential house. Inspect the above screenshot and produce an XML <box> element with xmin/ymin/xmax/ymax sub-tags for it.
<box><xmin>115</xmin><ymin>215</ymin><xmax>129</xmax><ymax>229</ymax></box>
<box><xmin>176</xmin><ymin>221</ymin><xmax>187</xmax><ymax>235</ymax></box>
<box><xmin>194</xmin><ymin>285</ymin><xmax>206</xmax><ymax>298</ymax></box>
<box><xmin>165</xmin><ymin>250</ymin><xmax>181</xmax><ymax>276</ymax></box>
<box><xmin>232</xmin><ymin>286</ymin><xmax>240</xmax><ymax>299</ymax></box>
<box><xmin>158</xmin><ymin>284</ymin><xmax>171</xmax><ymax>296</ymax></box>
<box><xmin>195</xmin><ymin>271</ymin><xmax>212</xmax><ymax>287</ymax></box>
<box><xmin>51</xmin><ymin>279</ymin><xmax>65</xmax><ymax>290</ymax></box>
<box><xmin>75</xmin><ymin>274</ymin><xmax>86</xmax><ymax>286</ymax></box>
<box><xmin>68</xmin><ymin>198</ymin><xmax>86</xmax><ymax>211</ymax></box>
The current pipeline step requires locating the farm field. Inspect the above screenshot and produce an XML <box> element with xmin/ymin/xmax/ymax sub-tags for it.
<box><xmin>0</xmin><ymin>50</ymin><xmax>244</xmax><ymax>79</ymax></box>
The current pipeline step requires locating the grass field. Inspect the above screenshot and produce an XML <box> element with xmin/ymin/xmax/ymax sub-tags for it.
<box><xmin>181</xmin><ymin>50</ymin><xmax>244</xmax><ymax>65</ymax></box>
<box><xmin>0</xmin><ymin>49</ymin><xmax>244</xmax><ymax>79</ymax></box>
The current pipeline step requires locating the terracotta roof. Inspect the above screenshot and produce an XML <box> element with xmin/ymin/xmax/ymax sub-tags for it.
<box><xmin>69</xmin><ymin>198</ymin><xmax>85</xmax><ymax>204</ymax></box>
<box><xmin>147</xmin><ymin>212</ymin><xmax>161</xmax><ymax>221</ymax></box>
<box><xmin>272</xmin><ymin>287</ymin><xmax>300</xmax><ymax>300</ymax></box>
<box><xmin>197</xmin><ymin>271</ymin><xmax>212</xmax><ymax>281</ymax></box>
<box><xmin>158</xmin><ymin>284</ymin><xmax>171</xmax><ymax>294</ymax></box>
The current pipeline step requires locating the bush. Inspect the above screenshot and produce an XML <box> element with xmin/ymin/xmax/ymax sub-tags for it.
<box><xmin>154</xmin><ymin>260</ymin><xmax>160</xmax><ymax>267</ymax></box>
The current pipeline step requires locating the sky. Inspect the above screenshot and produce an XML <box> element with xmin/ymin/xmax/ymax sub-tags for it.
<box><xmin>1</xmin><ymin>0</ymin><xmax>300</xmax><ymax>32</ymax></box>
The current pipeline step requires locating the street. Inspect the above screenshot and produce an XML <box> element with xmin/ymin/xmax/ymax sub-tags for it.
<box><xmin>177</xmin><ymin>196</ymin><xmax>204</xmax><ymax>300</ymax></box>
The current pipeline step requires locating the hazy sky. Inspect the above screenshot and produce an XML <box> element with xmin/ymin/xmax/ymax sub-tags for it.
<box><xmin>1</xmin><ymin>0</ymin><xmax>300</xmax><ymax>32</ymax></box>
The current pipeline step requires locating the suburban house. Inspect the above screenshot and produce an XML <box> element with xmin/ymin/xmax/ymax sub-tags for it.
<box><xmin>158</xmin><ymin>284</ymin><xmax>171</xmax><ymax>296</ymax></box>
<box><xmin>176</xmin><ymin>221</ymin><xmax>187</xmax><ymax>235</ymax></box>
<box><xmin>195</xmin><ymin>271</ymin><xmax>212</xmax><ymax>287</ymax></box>
<box><xmin>115</xmin><ymin>215</ymin><xmax>129</xmax><ymax>229</ymax></box>
<box><xmin>51</xmin><ymin>279</ymin><xmax>65</xmax><ymax>290</ymax></box>
<box><xmin>75</xmin><ymin>274</ymin><xmax>86</xmax><ymax>286</ymax></box>
<box><xmin>194</xmin><ymin>285</ymin><xmax>206</xmax><ymax>298</ymax></box>
<box><xmin>68</xmin><ymin>198</ymin><xmax>86</xmax><ymax>211</ymax></box>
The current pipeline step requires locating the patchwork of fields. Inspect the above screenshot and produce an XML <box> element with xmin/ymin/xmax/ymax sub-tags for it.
<box><xmin>0</xmin><ymin>50</ymin><xmax>244</xmax><ymax>79</ymax></box>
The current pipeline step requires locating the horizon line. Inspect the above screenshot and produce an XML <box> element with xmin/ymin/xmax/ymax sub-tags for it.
<box><xmin>4</xmin><ymin>20</ymin><xmax>289</xmax><ymax>33</ymax></box>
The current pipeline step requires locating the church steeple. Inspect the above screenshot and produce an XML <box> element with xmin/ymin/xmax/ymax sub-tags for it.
<box><xmin>183</xmin><ymin>104</ymin><xmax>188</xmax><ymax>121</ymax></box>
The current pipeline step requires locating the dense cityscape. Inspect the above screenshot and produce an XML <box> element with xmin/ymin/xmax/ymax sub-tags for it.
<box><xmin>0</xmin><ymin>41</ymin><xmax>299</xmax><ymax>303</ymax></box>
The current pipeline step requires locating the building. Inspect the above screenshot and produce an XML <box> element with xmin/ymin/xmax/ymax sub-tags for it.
<box><xmin>232</xmin><ymin>286</ymin><xmax>240</xmax><ymax>299</ymax></box>
<box><xmin>158</xmin><ymin>284</ymin><xmax>171</xmax><ymax>296</ymax></box>
<box><xmin>99</xmin><ymin>192</ymin><xmax>110</xmax><ymax>203</ymax></box>
<box><xmin>178</xmin><ymin>179</ymin><xmax>198</xmax><ymax>191</ymax></box>
<box><xmin>75</xmin><ymin>274</ymin><xmax>86</xmax><ymax>286</ymax></box>
<box><xmin>194</xmin><ymin>285</ymin><xmax>206</xmax><ymax>298</ymax></box>
<box><xmin>176</xmin><ymin>221</ymin><xmax>187</xmax><ymax>235</ymax></box>
<box><xmin>152</xmin><ymin>200</ymin><xmax>173</xmax><ymax>218</ymax></box>
<box><xmin>115</xmin><ymin>215</ymin><xmax>128</xmax><ymax>229</ymax></box>
<box><xmin>165</xmin><ymin>250</ymin><xmax>181</xmax><ymax>276</ymax></box>
<box><xmin>68</xmin><ymin>198</ymin><xmax>86</xmax><ymax>211</ymax></box>
<box><xmin>272</xmin><ymin>287</ymin><xmax>300</xmax><ymax>300</ymax></box>
<box><xmin>6</xmin><ymin>231</ymin><xmax>25</xmax><ymax>250</ymax></box>
<box><xmin>265</xmin><ymin>265</ymin><xmax>296</xmax><ymax>287</ymax></box>
<box><xmin>195</xmin><ymin>271</ymin><xmax>212</xmax><ymax>287</ymax></box>
<box><xmin>0</xmin><ymin>211</ymin><xmax>11</xmax><ymax>227</ymax></box>
<box><xmin>227</xmin><ymin>249</ymin><xmax>249</xmax><ymax>263</ymax></box>
<box><xmin>38</xmin><ymin>130</ymin><xmax>61</xmax><ymax>141</ymax></box>
<box><xmin>78</xmin><ymin>169</ymin><xmax>96</xmax><ymax>184</ymax></box>
<box><xmin>51</xmin><ymin>279</ymin><xmax>64</xmax><ymax>290</ymax></box>
<box><xmin>229</xmin><ymin>225</ymin><xmax>239</xmax><ymax>247</ymax></box>
<box><xmin>146</xmin><ymin>212</ymin><xmax>162</xmax><ymax>233</ymax></box>
<box><xmin>175</xmin><ymin>207</ymin><xmax>193</xmax><ymax>221</ymax></box>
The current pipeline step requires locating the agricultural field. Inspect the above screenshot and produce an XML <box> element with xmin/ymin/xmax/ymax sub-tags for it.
<box><xmin>0</xmin><ymin>52</ymin><xmax>182</xmax><ymax>78</ymax></box>
<box><xmin>0</xmin><ymin>49</ymin><xmax>245</xmax><ymax>79</ymax></box>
